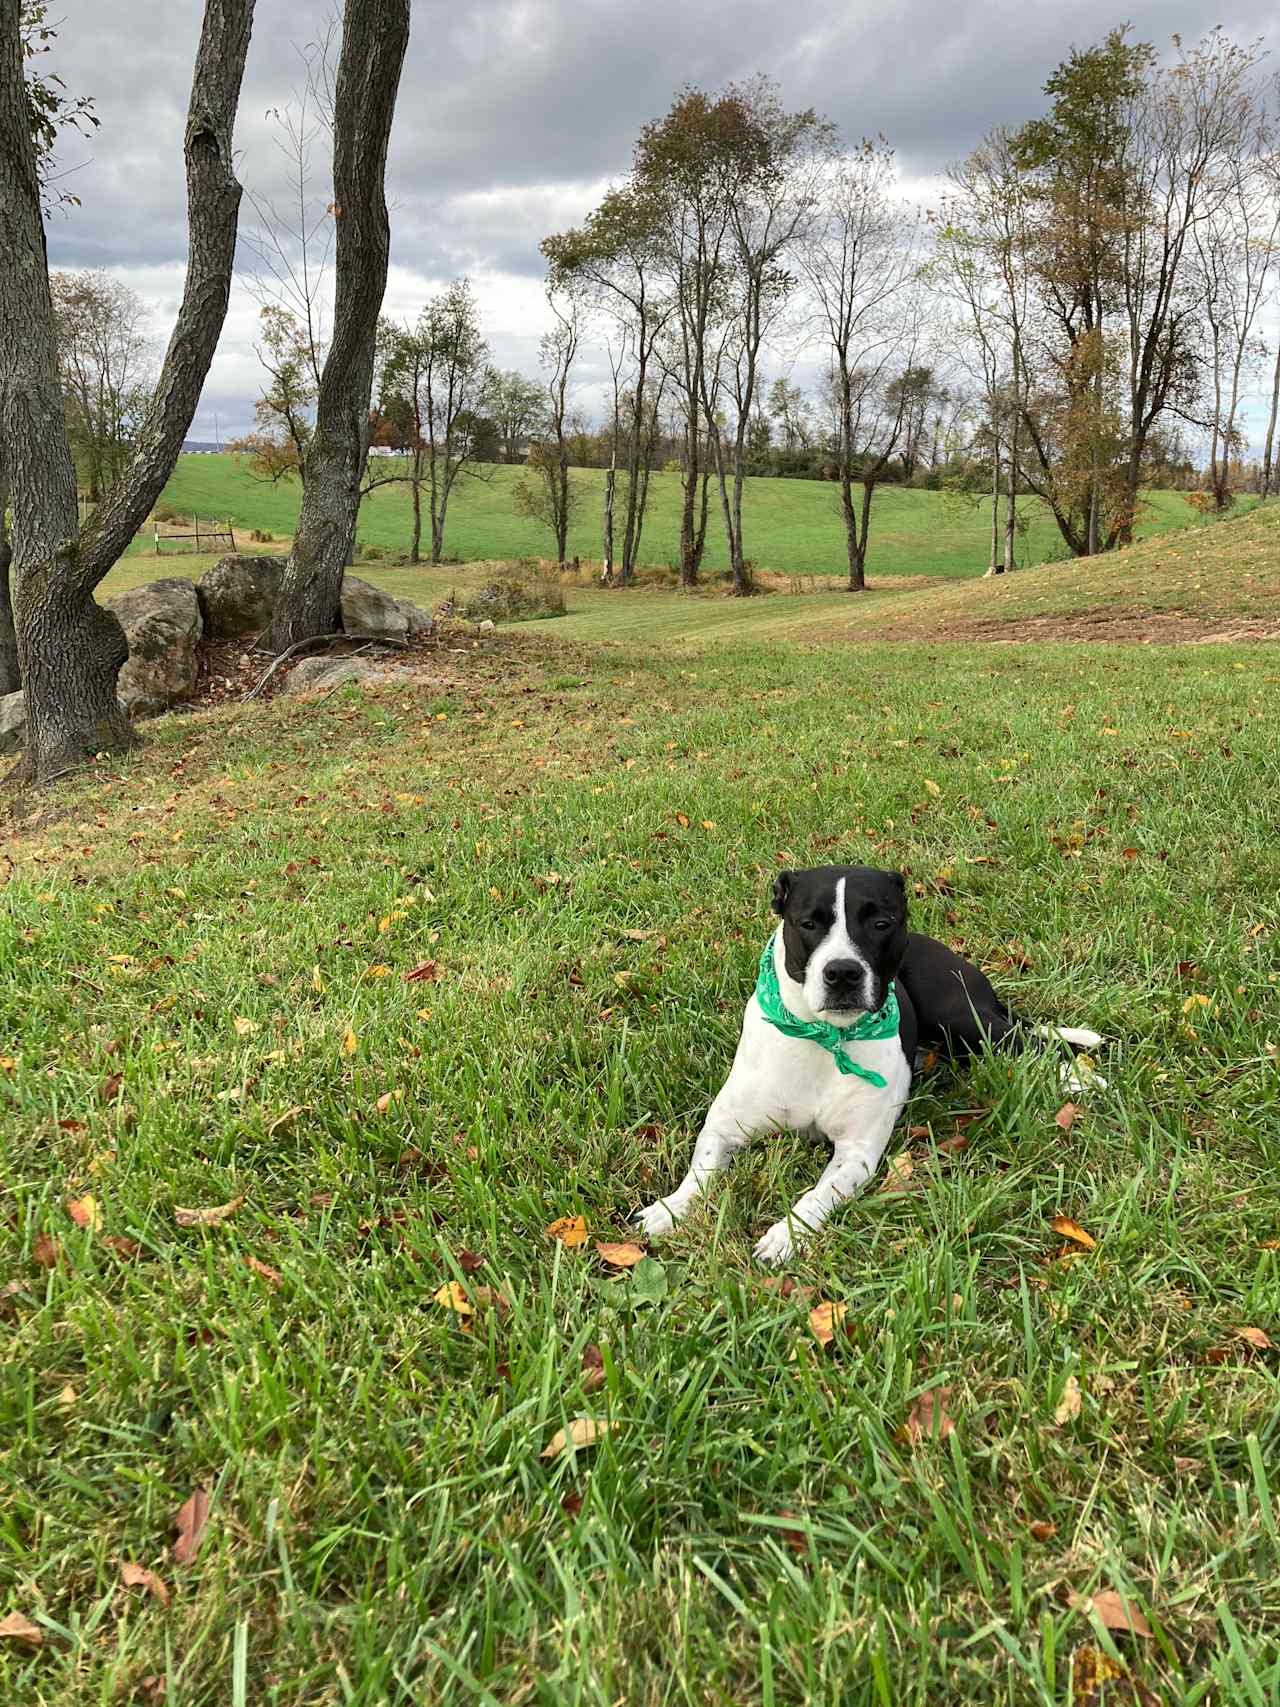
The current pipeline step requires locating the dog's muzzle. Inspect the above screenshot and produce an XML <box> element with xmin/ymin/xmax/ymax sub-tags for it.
<box><xmin>821</xmin><ymin>958</ymin><xmax>871</xmax><ymax>1012</ymax></box>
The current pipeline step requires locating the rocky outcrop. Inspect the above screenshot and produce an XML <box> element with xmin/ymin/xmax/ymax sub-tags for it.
<box><xmin>283</xmin><ymin>656</ymin><xmax>402</xmax><ymax>696</ymax></box>
<box><xmin>196</xmin><ymin>555</ymin><xmax>283</xmax><ymax>639</ymax></box>
<box><xmin>100</xmin><ymin>578</ymin><xmax>203</xmax><ymax>718</ymax></box>
<box><xmin>0</xmin><ymin>689</ymin><xmax>25</xmax><ymax>755</ymax></box>
<box><xmin>339</xmin><ymin>575</ymin><xmax>410</xmax><ymax>641</ymax></box>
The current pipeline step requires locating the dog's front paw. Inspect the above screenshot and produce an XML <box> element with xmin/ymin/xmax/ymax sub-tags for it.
<box><xmin>633</xmin><ymin>1199</ymin><xmax>679</xmax><ymax>1239</ymax></box>
<box><xmin>753</xmin><ymin>1219</ymin><xmax>800</xmax><ymax>1266</ymax></box>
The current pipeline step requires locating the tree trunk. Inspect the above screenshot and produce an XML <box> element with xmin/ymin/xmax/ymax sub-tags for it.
<box><xmin>839</xmin><ymin>464</ymin><xmax>864</xmax><ymax>592</ymax></box>
<box><xmin>409</xmin><ymin>472</ymin><xmax>421</xmax><ymax>564</ymax></box>
<box><xmin>0</xmin><ymin>0</ymin><xmax>255</xmax><ymax>782</ymax></box>
<box><xmin>988</xmin><ymin>439</ymin><xmax>1001</xmax><ymax>572</ymax></box>
<box><xmin>1262</xmin><ymin>342</ymin><xmax>1280</xmax><ymax>500</ymax></box>
<box><xmin>678</xmin><ymin>410</ymin><xmax>699</xmax><ymax>587</ymax></box>
<box><xmin>271</xmin><ymin>0</ymin><xmax>410</xmax><ymax>649</ymax></box>
<box><xmin>602</xmin><ymin>454</ymin><xmax>615</xmax><ymax>581</ymax></box>
<box><xmin>0</xmin><ymin>523</ymin><xmax>18</xmax><ymax>696</ymax></box>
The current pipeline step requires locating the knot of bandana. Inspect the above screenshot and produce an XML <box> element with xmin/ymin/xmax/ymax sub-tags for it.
<box><xmin>754</xmin><ymin>928</ymin><xmax>900</xmax><ymax>1087</ymax></box>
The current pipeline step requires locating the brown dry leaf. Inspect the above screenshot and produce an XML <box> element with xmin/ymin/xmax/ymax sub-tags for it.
<box><xmin>595</xmin><ymin>1240</ymin><xmax>646</xmax><ymax>1268</ymax></box>
<box><xmin>245</xmin><ymin>1254</ymin><xmax>282</xmax><ymax>1289</ymax></box>
<box><xmin>1051</xmin><ymin>1215</ymin><xmax>1097</xmax><ymax>1251</ymax></box>
<box><xmin>172</xmin><ymin>1488</ymin><xmax>210</xmax><ymax>1565</ymax></box>
<box><xmin>267</xmin><ymin>1105</ymin><xmax>304</xmax><ymax>1136</ymax></box>
<box><xmin>32</xmin><ymin>1232</ymin><xmax>60</xmax><ymax>1267</ymax></box>
<box><xmin>545</xmin><ymin>1214</ymin><xmax>589</xmax><ymax>1248</ymax></box>
<box><xmin>877</xmin><ymin>1151</ymin><xmax>921</xmax><ymax>1194</ymax></box>
<box><xmin>898</xmin><ymin>1384</ymin><xmax>956</xmax><ymax>1446</ymax></box>
<box><xmin>120</xmin><ymin>1560</ymin><xmax>171</xmax><ymax>1607</ymax></box>
<box><xmin>174</xmin><ymin>1195</ymin><xmax>244</xmax><ymax>1228</ymax></box>
<box><xmin>103</xmin><ymin>1234</ymin><xmax>142</xmax><ymax>1258</ymax></box>
<box><xmin>374</xmin><ymin>1090</ymin><xmax>402</xmax><ymax>1113</ymax></box>
<box><xmin>457</xmin><ymin>1248</ymin><xmax>484</xmax><ymax>1273</ymax></box>
<box><xmin>1234</xmin><ymin>1325</ymin><xmax>1274</xmax><ymax>1353</ymax></box>
<box><xmin>778</xmin><ymin>1510</ymin><xmax>809</xmax><ymax>1555</ymax></box>
<box><xmin>674</xmin><ymin>811</ymin><xmax>690</xmax><ymax>828</ymax></box>
<box><xmin>67</xmin><ymin>1194</ymin><xmax>101</xmax><ymax>1231</ymax></box>
<box><xmin>470</xmin><ymin>1285</ymin><xmax>510</xmax><ymax>1319</ymax></box>
<box><xmin>232</xmin><ymin>1016</ymin><xmax>257</xmax><ymax>1037</ymax></box>
<box><xmin>581</xmin><ymin>1343</ymin><xmax>606</xmax><ymax>1392</ymax></box>
<box><xmin>759</xmin><ymin>1275</ymin><xmax>815</xmax><ymax>1301</ymax></box>
<box><xmin>100</xmin><ymin>1070</ymin><xmax>124</xmax><ymax>1102</ymax></box>
<box><xmin>0</xmin><ymin>1611</ymin><xmax>42</xmax><ymax>1647</ymax></box>
<box><xmin>808</xmin><ymin>1301</ymin><xmax>849</xmax><ymax>1347</ymax></box>
<box><xmin>1069</xmin><ymin>1589</ymin><xmax>1154</xmax><ymax>1639</ymax></box>
<box><xmin>1055</xmin><ymin>1102</ymin><xmax>1082</xmax><ymax>1131</ymax></box>
<box><xmin>1028</xmin><ymin>1519</ymin><xmax>1058</xmax><ymax>1541</ymax></box>
<box><xmin>404</xmin><ymin>960</ymin><xmax>441</xmax><ymax>983</ymax></box>
<box><xmin>58</xmin><ymin>1383</ymin><xmax>77</xmax><ymax>1409</ymax></box>
<box><xmin>540</xmin><ymin>1416</ymin><xmax>617</xmax><ymax>1459</ymax></box>
<box><xmin>936</xmin><ymin>1133</ymin><xmax>969</xmax><ymax>1155</ymax></box>
<box><xmin>433</xmin><ymin>1281</ymin><xmax>473</xmax><ymax>1316</ymax></box>
<box><xmin>1055</xmin><ymin>1374</ymin><xmax>1083</xmax><ymax>1425</ymax></box>
<box><xmin>908</xmin><ymin>1123</ymin><xmax>931</xmax><ymax>1140</ymax></box>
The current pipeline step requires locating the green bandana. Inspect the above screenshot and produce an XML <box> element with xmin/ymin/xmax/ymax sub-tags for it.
<box><xmin>755</xmin><ymin>928</ymin><xmax>900</xmax><ymax>1087</ymax></box>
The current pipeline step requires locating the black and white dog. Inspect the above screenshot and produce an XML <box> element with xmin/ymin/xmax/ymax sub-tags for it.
<box><xmin>636</xmin><ymin>865</ymin><xmax>1101</xmax><ymax>1264</ymax></box>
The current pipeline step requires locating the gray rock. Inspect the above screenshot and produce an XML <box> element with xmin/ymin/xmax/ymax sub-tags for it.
<box><xmin>283</xmin><ymin>656</ymin><xmax>401</xmax><ymax>697</ymax></box>
<box><xmin>340</xmin><ymin>575</ymin><xmax>409</xmax><ymax>641</ymax></box>
<box><xmin>0</xmin><ymin>688</ymin><xmax>25</xmax><ymax>754</ymax></box>
<box><xmin>196</xmin><ymin>554</ymin><xmax>283</xmax><ymax>639</ymax></box>
<box><xmin>477</xmin><ymin>618</ymin><xmax>496</xmax><ymax>633</ymax></box>
<box><xmin>101</xmin><ymin>578</ymin><xmax>203</xmax><ymax>717</ymax></box>
<box><xmin>394</xmin><ymin>596</ymin><xmax>434</xmax><ymax>639</ymax></box>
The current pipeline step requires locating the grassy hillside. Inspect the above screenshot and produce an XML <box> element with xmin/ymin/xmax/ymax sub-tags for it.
<box><xmin>151</xmin><ymin>452</ymin><xmax>1235</xmax><ymax>581</ymax></box>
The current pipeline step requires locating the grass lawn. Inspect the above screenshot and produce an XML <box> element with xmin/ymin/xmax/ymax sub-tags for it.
<box><xmin>148</xmin><ymin>453</ymin><xmax>1245</xmax><ymax>582</ymax></box>
<box><xmin>4</xmin><ymin>522</ymin><xmax>1280</xmax><ymax>1703</ymax></box>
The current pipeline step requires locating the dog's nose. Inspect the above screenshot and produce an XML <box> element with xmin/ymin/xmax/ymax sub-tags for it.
<box><xmin>823</xmin><ymin>959</ymin><xmax>862</xmax><ymax>986</ymax></box>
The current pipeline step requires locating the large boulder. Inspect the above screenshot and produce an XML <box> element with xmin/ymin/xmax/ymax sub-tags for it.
<box><xmin>394</xmin><ymin>596</ymin><xmax>434</xmax><ymax>640</ymax></box>
<box><xmin>101</xmin><ymin>578</ymin><xmax>203</xmax><ymax>718</ymax></box>
<box><xmin>283</xmin><ymin>656</ymin><xmax>401</xmax><ymax>697</ymax></box>
<box><xmin>196</xmin><ymin>554</ymin><xmax>283</xmax><ymax>639</ymax></box>
<box><xmin>340</xmin><ymin>575</ymin><xmax>409</xmax><ymax>641</ymax></box>
<box><xmin>0</xmin><ymin>689</ymin><xmax>24</xmax><ymax>755</ymax></box>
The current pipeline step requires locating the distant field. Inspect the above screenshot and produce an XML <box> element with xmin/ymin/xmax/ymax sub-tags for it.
<box><xmin>148</xmin><ymin>454</ymin><xmax>1240</xmax><ymax>582</ymax></box>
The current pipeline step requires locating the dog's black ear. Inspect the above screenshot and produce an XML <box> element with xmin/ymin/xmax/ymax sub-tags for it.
<box><xmin>891</xmin><ymin>871</ymin><xmax>907</xmax><ymax>892</ymax></box>
<box><xmin>770</xmin><ymin>870</ymin><xmax>793</xmax><ymax>917</ymax></box>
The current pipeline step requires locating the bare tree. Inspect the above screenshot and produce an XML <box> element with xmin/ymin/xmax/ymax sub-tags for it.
<box><xmin>271</xmin><ymin>0</ymin><xmax>410</xmax><ymax>649</ymax></box>
<box><xmin>803</xmin><ymin>140</ymin><xmax>920</xmax><ymax>589</ymax></box>
<box><xmin>0</xmin><ymin>0</ymin><xmax>255</xmax><ymax>782</ymax></box>
<box><xmin>515</xmin><ymin>293</ymin><xmax>580</xmax><ymax>566</ymax></box>
<box><xmin>50</xmin><ymin>271</ymin><xmax>156</xmax><ymax>502</ymax></box>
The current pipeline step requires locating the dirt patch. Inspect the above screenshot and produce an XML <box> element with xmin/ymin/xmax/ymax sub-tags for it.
<box><xmin>189</xmin><ymin>624</ymin><xmax>488</xmax><ymax>711</ymax></box>
<box><xmin>884</xmin><ymin>606</ymin><xmax>1280</xmax><ymax>646</ymax></box>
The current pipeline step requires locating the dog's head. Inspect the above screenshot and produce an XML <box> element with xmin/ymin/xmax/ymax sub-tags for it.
<box><xmin>770</xmin><ymin>865</ymin><xmax>908</xmax><ymax>1021</ymax></box>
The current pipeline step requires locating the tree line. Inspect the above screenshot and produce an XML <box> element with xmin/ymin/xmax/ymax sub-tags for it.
<box><xmin>2</xmin><ymin>5</ymin><xmax>1280</xmax><ymax>783</ymax></box>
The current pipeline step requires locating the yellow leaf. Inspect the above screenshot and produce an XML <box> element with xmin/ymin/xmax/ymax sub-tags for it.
<box><xmin>808</xmin><ymin>1301</ymin><xmax>849</xmax><ymax>1347</ymax></box>
<box><xmin>595</xmin><ymin>1240</ymin><xmax>646</xmax><ymax>1268</ymax></box>
<box><xmin>540</xmin><ymin>1415</ymin><xmax>617</xmax><ymax>1458</ymax></box>
<box><xmin>1051</xmin><ymin>1215</ymin><xmax>1096</xmax><ymax>1250</ymax></box>
<box><xmin>1054</xmin><ymin>1374</ymin><xmax>1082</xmax><ymax>1425</ymax></box>
<box><xmin>341</xmin><ymin>1028</ymin><xmax>358</xmax><ymax>1057</ymax></box>
<box><xmin>174</xmin><ymin>1195</ymin><xmax>244</xmax><ymax>1228</ymax></box>
<box><xmin>311</xmin><ymin>965</ymin><xmax>325</xmax><ymax>994</ymax></box>
<box><xmin>58</xmin><ymin>1383</ymin><xmax>77</xmax><ymax>1408</ymax></box>
<box><xmin>545</xmin><ymin>1214</ymin><xmax>589</xmax><ymax>1247</ymax></box>
<box><xmin>1182</xmin><ymin>993</ymin><xmax>1213</xmax><ymax>1012</ymax></box>
<box><xmin>67</xmin><ymin>1195</ymin><xmax>100</xmax><ymax>1231</ymax></box>
<box><xmin>433</xmin><ymin>1281</ymin><xmax>473</xmax><ymax>1316</ymax></box>
<box><xmin>233</xmin><ymin>1016</ymin><xmax>257</xmax><ymax>1037</ymax></box>
<box><xmin>0</xmin><ymin>1056</ymin><xmax>15</xmax><ymax>1071</ymax></box>
<box><xmin>923</xmin><ymin>778</ymin><xmax>941</xmax><ymax>797</ymax></box>
<box><xmin>367</xmin><ymin>964</ymin><xmax>391</xmax><ymax>978</ymax></box>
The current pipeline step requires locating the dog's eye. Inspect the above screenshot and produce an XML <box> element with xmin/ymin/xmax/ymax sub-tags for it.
<box><xmin>798</xmin><ymin>917</ymin><xmax>819</xmax><ymax>931</ymax></box>
<box><xmin>872</xmin><ymin>919</ymin><xmax>893</xmax><ymax>932</ymax></box>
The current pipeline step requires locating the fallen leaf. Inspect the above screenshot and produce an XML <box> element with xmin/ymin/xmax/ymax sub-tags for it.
<box><xmin>32</xmin><ymin>1232</ymin><xmax>60</xmax><ymax>1267</ymax></box>
<box><xmin>0</xmin><ymin>1611</ymin><xmax>42</xmax><ymax>1647</ymax></box>
<box><xmin>1182</xmin><ymin>992</ymin><xmax>1212</xmax><ymax>1012</ymax></box>
<box><xmin>1069</xmin><ymin>1589</ymin><xmax>1154</xmax><ymax>1639</ymax></box>
<box><xmin>1051</xmin><ymin>1215</ymin><xmax>1096</xmax><ymax>1251</ymax></box>
<box><xmin>100</xmin><ymin>1070</ymin><xmax>123</xmax><ymax>1101</ymax></box>
<box><xmin>561</xmin><ymin>1490</ymin><xmax>583</xmax><ymax>1517</ymax></box>
<box><xmin>67</xmin><ymin>1194</ymin><xmax>100</xmax><ymax>1230</ymax></box>
<box><xmin>232</xmin><ymin>1016</ymin><xmax>257</xmax><ymax>1037</ymax></box>
<box><xmin>595</xmin><ymin>1240</ymin><xmax>646</xmax><ymax>1268</ymax></box>
<box><xmin>137</xmin><ymin>1677</ymin><xmax>167</xmax><ymax>1706</ymax></box>
<box><xmin>778</xmin><ymin>1510</ymin><xmax>809</xmax><ymax>1555</ymax></box>
<box><xmin>341</xmin><ymin>1027</ymin><xmax>358</xmax><ymax>1057</ymax></box>
<box><xmin>470</xmin><ymin>1285</ymin><xmax>510</xmax><ymax>1318</ymax></box>
<box><xmin>311</xmin><ymin>965</ymin><xmax>325</xmax><ymax>994</ymax></box>
<box><xmin>674</xmin><ymin>811</ymin><xmax>690</xmax><ymax>828</ymax></box>
<box><xmin>759</xmin><ymin>1275</ymin><xmax>815</xmax><ymax>1301</ymax></box>
<box><xmin>1055</xmin><ymin>1374</ymin><xmax>1083</xmax><ymax>1425</ymax></box>
<box><xmin>807</xmin><ymin>1301</ymin><xmax>849</xmax><ymax>1347</ymax></box>
<box><xmin>244</xmin><ymin>1254</ymin><xmax>282</xmax><ymax>1288</ymax></box>
<box><xmin>545</xmin><ymin>1214</ymin><xmax>589</xmax><ymax>1248</ymax></box>
<box><xmin>174</xmin><ymin>1195</ymin><xmax>243</xmax><ymax>1228</ymax></box>
<box><xmin>581</xmin><ymin>1343</ymin><xmax>606</xmax><ymax>1392</ymax></box>
<box><xmin>877</xmin><ymin>1151</ymin><xmax>922</xmax><ymax>1194</ymax></box>
<box><xmin>433</xmin><ymin>1281</ymin><xmax>473</xmax><ymax>1316</ymax></box>
<box><xmin>923</xmin><ymin>778</ymin><xmax>941</xmax><ymax>797</ymax></box>
<box><xmin>403</xmin><ymin>960</ymin><xmax>441</xmax><ymax>983</ymax></box>
<box><xmin>540</xmin><ymin>1416</ymin><xmax>617</xmax><ymax>1458</ymax></box>
<box><xmin>1234</xmin><ymin>1325</ymin><xmax>1274</xmax><ymax>1353</ymax></box>
<box><xmin>909</xmin><ymin>1123</ymin><xmax>931</xmax><ymax>1140</ymax></box>
<box><xmin>58</xmin><ymin>1383</ymin><xmax>77</xmax><ymax>1409</ymax></box>
<box><xmin>936</xmin><ymin>1133</ymin><xmax>969</xmax><ymax>1154</ymax></box>
<box><xmin>375</xmin><ymin>1090</ymin><xmax>402</xmax><ymax>1113</ymax></box>
<box><xmin>1028</xmin><ymin>1520</ymin><xmax>1058</xmax><ymax>1541</ymax></box>
<box><xmin>172</xmin><ymin>1488</ymin><xmax>210</xmax><ymax>1565</ymax></box>
<box><xmin>899</xmin><ymin>1384</ymin><xmax>956</xmax><ymax>1446</ymax></box>
<box><xmin>266</xmin><ymin>1105</ymin><xmax>304</xmax><ymax>1136</ymax></box>
<box><xmin>457</xmin><ymin>1248</ymin><xmax>484</xmax><ymax>1273</ymax></box>
<box><xmin>1055</xmin><ymin>1102</ymin><xmax>1082</xmax><ymax>1131</ymax></box>
<box><xmin>120</xmin><ymin>1560</ymin><xmax>170</xmax><ymax>1607</ymax></box>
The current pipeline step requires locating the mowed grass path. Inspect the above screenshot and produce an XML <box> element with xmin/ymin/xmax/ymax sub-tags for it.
<box><xmin>151</xmin><ymin>453</ymin><xmax>1231</xmax><ymax>580</ymax></box>
<box><xmin>2</xmin><ymin>603</ymin><xmax>1279</xmax><ymax>1703</ymax></box>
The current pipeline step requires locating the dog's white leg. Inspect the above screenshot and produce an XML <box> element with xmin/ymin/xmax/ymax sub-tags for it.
<box><xmin>753</xmin><ymin>1089</ymin><xmax>905</xmax><ymax>1265</ymax></box>
<box><xmin>634</xmin><ymin>1104</ymin><xmax>761</xmax><ymax>1238</ymax></box>
<box><xmin>1035</xmin><ymin>1023</ymin><xmax>1104</xmax><ymax>1051</ymax></box>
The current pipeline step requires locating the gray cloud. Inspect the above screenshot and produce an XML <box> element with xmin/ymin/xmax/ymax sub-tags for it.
<box><xmin>42</xmin><ymin>0</ymin><xmax>1279</xmax><ymax>437</ymax></box>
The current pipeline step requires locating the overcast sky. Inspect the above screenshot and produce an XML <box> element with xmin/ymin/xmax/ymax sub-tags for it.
<box><xmin>42</xmin><ymin>0</ymin><xmax>1280</xmax><ymax>442</ymax></box>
